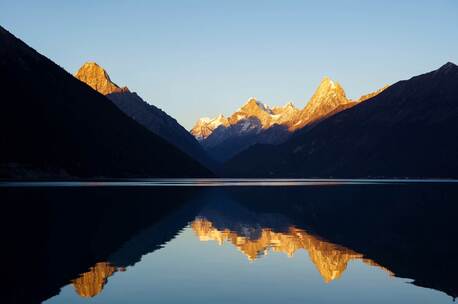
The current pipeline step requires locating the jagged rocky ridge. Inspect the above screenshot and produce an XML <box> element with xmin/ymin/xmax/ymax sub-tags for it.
<box><xmin>75</xmin><ymin>62</ymin><xmax>215</xmax><ymax>171</ymax></box>
<box><xmin>191</xmin><ymin>78</ymin><xmax>387</xmax><ymax>162</ymax></box>
<box><xmin>224</xmin><ymin>62</ymin><xmax>458</xmax><ymax>178</ymax></box>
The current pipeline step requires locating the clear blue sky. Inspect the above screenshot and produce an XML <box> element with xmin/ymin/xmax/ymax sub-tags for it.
<box><xmin>2</xmin><ymin>0</ymin><xmax>457</xmax><ymax>129</ymax></box>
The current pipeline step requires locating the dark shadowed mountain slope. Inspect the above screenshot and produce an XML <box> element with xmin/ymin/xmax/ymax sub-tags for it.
<box><xmin>0</xmin><ymin>26</ymin><xmax>211</xmax><ymax>178</ymax></box>
<box><xmin>108</xmin><ymin>92</ymin><xmax>216</xmax><ymax>169</ymax></box>
<box><xmin>75</xmin><ymin>62</ymin><xmax>216</xmax><ymax>170</ymax></box>
<box><xmin>224</xmin><ymin>63</ymin><xmax>458</xmax><ymax>178</ymax></box>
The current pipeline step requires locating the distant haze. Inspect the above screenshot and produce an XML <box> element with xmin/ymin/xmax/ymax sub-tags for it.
<box><xmin>2</xmin><ymin>0</ymin><xmax>457</xmax><ymax>129</ymax></box>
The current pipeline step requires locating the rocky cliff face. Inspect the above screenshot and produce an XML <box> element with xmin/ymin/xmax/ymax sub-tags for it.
<box><xmin>228</xmin><ymin>97</ymin><xmax>277</xmax><ymax>128</ymax></box>
<box><xmin>271</xmin><ymin>102</ymin><xmax>302</xmax><ymax>130</ymax></box>
<box><xmin>294</xmin><ymin>77</ymin><xmax>354</xmax><ymax>130</ymax></box>
<box><xmin>75</xmin><ymin>62</ymin><xmax>128</xmax><ymax>95</ymax></box>
<box><xmin>191</xmin><ymin>218</ymin><xmax>389</xmax><ymax>283</ymax></box>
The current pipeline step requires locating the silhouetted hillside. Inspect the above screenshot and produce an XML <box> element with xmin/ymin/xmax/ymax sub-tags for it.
<box><xmin>0</xmin><ymin>26</ymin><xmax>211</xmax><ymax>178</ymax></box>
<box><xmin>107</xmin><ymin>91</ymin><xmax>217</xmax><ymax>170</ymax></box>
<box><xmin>74</xmin><ymin>62</ymin><xmax>216</xmax><ymax>171</ymax></box>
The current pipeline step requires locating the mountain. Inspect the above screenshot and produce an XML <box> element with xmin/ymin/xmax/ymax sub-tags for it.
<box><xmin>197</xmin><ymin>98</ymin><xmax>290</xmax><ymax>161</ymax></box>
<box><xmin>193</xmin><ymin>81</ymin><xmax>385</xmax><ymax>162</ymax></box>
<box><xmin>75</xmin><ymin>62</ymin><xmax>215</xmax><ymax>170</ymax></box>
<box><xmin>74</xmin><ymin>62</ymin><xmax>128</xmax><ymax>95</ymax></box>
<box><xmin>0</xmin><ymin>26</ymin><xmax>211</xmax><ymax>178</ymax></box>
<box><xmin>191</xmin><ymin>115</ymin><xmax>230</xmax><ymax>140</ymax></box>
<box><xmin>224</xmin><ymin>62</ymin><xmax>458</xmax><ymax>178</ymax></box>
<box><xmin>293</xmin><ymin>77</ymin><xmax>355</xmax><ymax>130</ymax></box>
<box><xmin>355</xmin><ymin>84</ymin><xmax>390</xmax><ymax>103</ymax></box>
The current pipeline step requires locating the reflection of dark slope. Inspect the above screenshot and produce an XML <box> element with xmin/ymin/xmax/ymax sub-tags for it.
<box><xmin>224</xmin><ymin>185</ymin><xmax>458</xmax><ymax>299</ymax></box>
<box><xmin>197</xmin><ymin>191</ymin><xmax>292</xmax><ymax>238</ymax></box>
<box><xmin>2</xmin><ymin>187</ymin><xmax>197</xmax><ymax>303</ymax></box>
<box><xmin>107</xmin><ymin>194</ymin><xmax>206</xmax><ymax>268</ymax></box>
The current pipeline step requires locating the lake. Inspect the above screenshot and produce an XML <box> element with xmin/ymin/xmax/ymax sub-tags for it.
<box><xmin>2</xmin><ymin>180</ymin><xmax>457</xmax><ymax>303</ymax></box>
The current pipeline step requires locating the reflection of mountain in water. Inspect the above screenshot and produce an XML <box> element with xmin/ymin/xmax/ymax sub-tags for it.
<box><xmin>5</xmin><ymin>185</ymin><xmax>458</xmax><ymax>302</ymax></box>
<box><xmin>223</xmin><ymin>186</ymin><xmax>458</xmax><ymax>299</ymax></box>
<box><xmin>192</xmin><ymin>217</ymin><xmax>390</xmax><ymax>283</ymax></box>
<box><xmin>72</xmin><ymin>262</ymin><xmax>118</xmax><ymax>298</ymax></box>
<box><xmin>68</xmin><ymin>194</ymin><xmax>207</xmax><ymax>298</ymax></box>
<box><xmin>3</xmin><ymin>187</ymin><xmax>201</xmax><ymax>303</ymax></box>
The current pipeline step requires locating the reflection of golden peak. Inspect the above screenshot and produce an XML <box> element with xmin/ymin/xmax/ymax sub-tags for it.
<box><xmin>72</xmin><ymin>262</ymin><xmax>116</xmax><ymax>298</ymax></box>
<box><xmin>192</xmin><ymin>218</ymin><xmax>388</xmax><ymax>283</ymax></box>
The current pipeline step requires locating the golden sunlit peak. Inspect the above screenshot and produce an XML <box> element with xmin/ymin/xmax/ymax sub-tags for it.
<box><xmin>82</xmin><ymin>61</ymin><xmax>100</xmax><ymax>67</ymax></box>
<box><xmin>74</xmin><ymin>61</ymin><xmax>128</xmax><ymax>95</ymax></box>
<box><xmin>319</xmin><ymin>76</ymin><xmax>342</xmax><ymax>89</ymax></box>
<box><xmin>284</xmin><ymin>101</ymin><xmax>294</xmax><ymax>107</ymax></box>
<box><xmin>240</xmin><ymin>97</ymin><xmax>267</xmax><ymax>111</ymax></box>
<box><xmin>72</xmin><ymin>262</ymin><xmax>117</xmax><ymax>298</ymax></box>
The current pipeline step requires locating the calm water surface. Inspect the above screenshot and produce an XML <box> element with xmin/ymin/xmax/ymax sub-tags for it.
<box><xmin>2</xmin><ymin>180</ymin><xmax>457</xmax><ymax>303</ymax></box>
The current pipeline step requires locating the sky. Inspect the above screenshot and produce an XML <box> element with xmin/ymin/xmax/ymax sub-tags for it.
<box><xmin>1</xmin><ymin>0</ymin><xmax>458</xmax><ymax>129</ymax></box>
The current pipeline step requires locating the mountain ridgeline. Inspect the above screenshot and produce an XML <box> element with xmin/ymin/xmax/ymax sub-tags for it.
<box><xmin>0</xmin><ymin>26</ymin><xmax>211</xmax><ymax>178</ymax></box>
<box><xmin>191</xmin><ymin>78</ymin><xmax>387</xmax><ymax>162</ymax></box>
<box><xmin>75</xmin><ymin>63</ymin><xmax>216</xmax><ymax>170</ymax></box>
<box><xmin>1</xmin><ymin>24</ymin><xmax>456</xmax><ymax>179</ymax></box>
<box><xmin>224</xmin><ymin>63</ymin><xmax>458</xmax><ymax>178</ymax></box>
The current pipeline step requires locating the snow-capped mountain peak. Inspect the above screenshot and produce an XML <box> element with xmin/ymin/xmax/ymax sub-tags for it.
<box><xmin>191</xmin><ymin>114</ymin><xmax>229</xmax><ymax>140</ymax></box>
<box><xmin>239</xmin><ymin>97</ymin><xmax>272</xmax><ymax>113</ymax></box>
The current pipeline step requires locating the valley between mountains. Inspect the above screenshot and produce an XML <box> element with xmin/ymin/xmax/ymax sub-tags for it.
<box><xmin>1</xmin><ymin>25</ymin><xmax>457</xmax><ymax>178</ymax></box>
